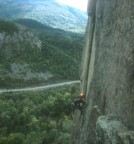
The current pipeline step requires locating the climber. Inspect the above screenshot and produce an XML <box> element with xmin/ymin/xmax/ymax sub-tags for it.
<box><xmin>71</xmin><ymin>92</ymin><xmax>86</xmax><ymax>112</ymax></box>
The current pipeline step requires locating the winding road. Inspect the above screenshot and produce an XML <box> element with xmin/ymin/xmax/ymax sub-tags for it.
<box><xmin>0</xmin><ymin>80</ymin><xmax>80</xmax><ymax>93</ymax></box>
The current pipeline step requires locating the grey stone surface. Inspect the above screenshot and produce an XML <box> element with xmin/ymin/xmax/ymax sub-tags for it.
<box><xmin>0</xmin><ymin>33</ymin><xmax>5</xmax><ymax>50</ymax></box>
<box><xmin>71</xmin><ymin>0</ymin><xmax>134</xmax><ymax>143</ymax></box>
<box><xmin>0</xmin><ymin>25</ymin><xmax>42</xmax><ymax>60</ymax></box>
<box><xmin>10</xmin><ymin>63</ymin><xmax>53</xmax><ymax>81</ymax></box>
<box><xmin>96</xmin><ymin>115</ymin><xmax>134</xmax><ymax>144</ymax></box>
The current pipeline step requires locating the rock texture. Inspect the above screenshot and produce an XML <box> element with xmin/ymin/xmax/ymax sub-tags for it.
<box><xmin>0</xmin><ymin>24</ymin><xmax>54</xmax><ymax>86</ymax></box>
<box><xmin>0</xmin><ymin>25</ymin><xmax>41</xmax><ymax>60</ymax></box>
<box><xmin>71</xmin><ymin>0</ymin><xmax>134</xmax><ymax>143</ymax></box>
<box><xmin>96</xmin><ymin>115</ymin><xmax>134</xmax><ymax>144</ymax></box>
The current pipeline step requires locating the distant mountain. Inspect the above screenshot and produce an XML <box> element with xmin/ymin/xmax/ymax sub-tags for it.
<box><xmin>0</xmin><ymin>20</ymin><xmax>84</xmax><ymax>88</ymax></box>
<box><xmin>0</xmin><ymin>0</ymin><xmax>87</xmax><ymax>32</ymax></box>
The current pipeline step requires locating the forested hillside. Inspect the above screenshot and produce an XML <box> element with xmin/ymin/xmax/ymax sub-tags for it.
<box><xmin>15</xmin><ymin>18</ymin><xmax>83</xmax><ymax>61</ymax></box>
<box><xmin>0</xmin><ymin>0</ymin><xmax>87</xmax><ymax>32</ymax></box>
<box><xmin>0</xmin><ymin>1</ymin><xmax>87</xmax><ymax>144</ymax></box>
<box><xmin>0</xmin><ymin>20</ymin><xmax>84</xmax><ymax>88</ymax></box>
<box><xmin>0</xmin><ymin>85</ymin><xmax>79</xmax><ymax>144</ymax></box>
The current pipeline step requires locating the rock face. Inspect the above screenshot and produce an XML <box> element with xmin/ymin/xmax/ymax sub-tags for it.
<box><xmin>71</xmin><ymin>0</ymin><xmax>134</xmax><ymax>143</ymax></box>
<box><xmin>96</xmin><ymin>115</ymin><xmax>134</xmax><ymax>144</ymax></box>
<box><xmin>0</xmin><ymin>27</ymin><xmax>41</xmax><ymax>60</ymax></box>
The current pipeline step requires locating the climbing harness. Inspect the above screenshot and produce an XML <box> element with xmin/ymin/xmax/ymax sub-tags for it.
<box><xmin>71</xmin><ymin>93</ymin><xmax>86</xmax><ymax>113</ymax></box>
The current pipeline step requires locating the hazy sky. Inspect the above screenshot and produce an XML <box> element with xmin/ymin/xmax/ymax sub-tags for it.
<box><xmin>56</xmin><ymin>0</ymin><xmax>88</xmax><ymax>11</ymax></box>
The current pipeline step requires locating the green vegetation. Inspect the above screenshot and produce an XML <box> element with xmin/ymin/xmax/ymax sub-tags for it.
<box><xmin>0</xmin><ymin>0</ymin><xmax>87</xmax><ymax>32</ymax></box>
<box><xmin>0</xmin><ymin>85</ymin><xmax>79</xmax><ymax>144</ymax></box>
<box><xmin>0</xmin><ymin>19</ymin><xmax>84</xmax><ymax>87</ymax></box>
<box><xmin>15</xmin><ymin>19</ymin><xmax>84</xmax><ymax>61</ymax></box>
<box><xmin>0</xmin><ymin>20</ymin><xmax>19</xmax><ymax>35</ymax></box>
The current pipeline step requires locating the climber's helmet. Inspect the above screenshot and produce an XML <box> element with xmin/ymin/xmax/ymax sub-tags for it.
<box><xmin>80</xmin><ymin>92</ymin><xmax>85</xmax><ymax>97</ymax></box>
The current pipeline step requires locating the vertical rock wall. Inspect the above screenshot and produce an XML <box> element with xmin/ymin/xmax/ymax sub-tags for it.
<box><xmin>72</xmin><ymin>0</ymin><xmax>134</xmax><ymax>143</ymax></box>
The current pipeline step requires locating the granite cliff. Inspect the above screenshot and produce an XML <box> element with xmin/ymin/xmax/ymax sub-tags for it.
<box><xmin>71</xmin><ymin>0</ymin><xmax>134</xmax><ymax>143</ymax></box>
